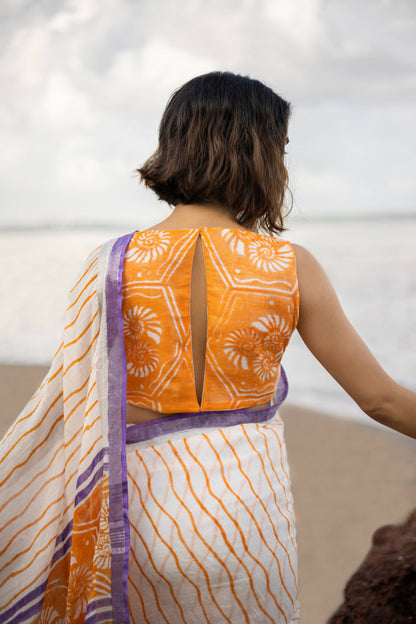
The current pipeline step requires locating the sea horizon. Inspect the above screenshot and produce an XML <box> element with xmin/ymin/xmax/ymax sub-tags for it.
<box><xmin>0</xmin><ymin>208</ymin><xmax>416</xmax><ymax>233</ymax></box>
<box><xmin>1</xmin><ymin>218</ymin><xmax>415</xmax><ymax>426</ymax></box>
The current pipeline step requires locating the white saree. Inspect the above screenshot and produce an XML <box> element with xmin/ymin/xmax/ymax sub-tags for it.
<box><xmin>0</xmin><ymin>234</ymin><xmax>299</xmax><ymax>623</ymax></box>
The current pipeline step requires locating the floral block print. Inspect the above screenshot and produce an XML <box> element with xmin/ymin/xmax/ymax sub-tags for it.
<box><xmin>122</xmin><ymin>228</ymin><xmax>299</xmax><ymax>413</ymax></box>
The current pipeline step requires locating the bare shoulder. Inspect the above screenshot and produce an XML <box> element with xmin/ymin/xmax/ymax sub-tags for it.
<box><xmin>291</xmin><ymin>243</ymin><xmax>336</xmax><ymax>307</ymax></box>
<box><xmin>292</xmin><ymin>243</ymin><xmax>324</xmax><ymax>271</ymax></box>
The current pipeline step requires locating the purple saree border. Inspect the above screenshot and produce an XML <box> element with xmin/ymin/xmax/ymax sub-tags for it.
<box><xmin>74</xmin><ymin>462</ymin><xmax>104</xmax><ymax>508</ymax></box>
<box><xmin>105</xmin><ymin>232</ymin><xmax>135</xmax><ymax>624</ymax></box>
<box><xmin>0</xmin><ymin>591</ymin><xmax>45</xmax><ymax>624</ymax></box>
<box><xmin>0</xmin><ymin>516</ymin><xmax>75</xmax><ymax>624</ymax></box>
<box><xmin>51</xmin><ymin>527</ymin><xmax>73</xmax><ymax>567</ymax></box>
<box><xmin>0</xmin><ymin>582</ymin><xmax>46</xmax><ymax>624</ymax></box>
<box><xmin>102</xmin><ymin>231</ymin><xmax>290</xmax><ymax>624</ymax></box>
<box><xmin>5</xmin><ymin>596</ymin><xmax>44</xmax><ymax>624</ymax></box>
<box><xmin>85</xmin><ymin>597</ymin><xmax>113</xmax><ymax>623</ymax></box>
<box><xmin>76</xmin><ymin>448</ymin><xmax>105</xmax><ymax>489</ymax></box>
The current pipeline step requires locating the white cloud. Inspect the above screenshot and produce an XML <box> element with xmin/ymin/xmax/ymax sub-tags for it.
<box><xmin>289</xmin><ymin>101</ymin><xmax>416</xmax><ymax>214</ymax></box>
<box><xmin>0</xmin><ymin>0</ymin><xmax>415</xmax><ymax>226</ymax></box>
<box><xmin>263</xmin><ymin>0</ymin><xmax>325</xmax><ymax>49</ymax></box>
<box><xmin>33</xmin><ymin>72</ymin><xmax>96</xmax><ymax>130</ymax></box>
<box><xmin>48</xmin><ymin>0</ymin><xmax>102</xmax><ymax>32</ymax></box>
<box><xmin>103</xmin><ymin>39</ymin><xmax>215</xmax><ymax>117</ymax></box>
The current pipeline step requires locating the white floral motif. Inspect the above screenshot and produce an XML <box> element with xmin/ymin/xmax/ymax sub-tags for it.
<box><xmin>224</xmin><ymin>328</ymin><xmax>261</xmax><ymax>369</ymax></box>
<box><xmin>253</xmin><ymin>351</ymin><xmax>281</xmax><ymax>382</ymax></box>
<box><xmin>126</xmin><ymin>336</ymin><xmax>158</xmax><ymax>377</ymax></box>
<box><xmin>221</xmin><ymin>229</ymin><xmax>246</xmax><ymax>254</ymax></box>
<box><xmin>67</xmin><ymin>560</ymin><xmax>93</xmax><ymax>620</ymax></box>
<box><xmin>39</xmin><ymin>607</ymin><xmax>61</xmax><ymax>624</ymax></box>
<box><xmin>125</xmin><ymin>231</ymin><xmax>170</xmax><ymax>264</ymax></box>
<box><xmin>252</xmin><ymin>314</ymin><xmax>292</xmax><ymax>351</ymax></box>
<box><xmin>94</xmin><ymin>493</ymin><xmax>111</xmax><ymax>570</ymax></box>
<box><xmin>248</xmin><ymin>239</ymin><xmax>293</xmax><ymax>272</ymax></box>
<box><xmin>94</xmin><ymin>536</ymin><xmax>111</xmax><ymax>570</ymax></box>
<box><xmin>123</xmin><ymin>306</ymin><xmax>161</xmax><ymax>343</ymax></box>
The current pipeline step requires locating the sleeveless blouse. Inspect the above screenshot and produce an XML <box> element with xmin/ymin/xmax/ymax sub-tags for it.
<box><xmin>121</xmin><ymin>227</ymin><xmax>299</xmax><ymax>413</ymax></box>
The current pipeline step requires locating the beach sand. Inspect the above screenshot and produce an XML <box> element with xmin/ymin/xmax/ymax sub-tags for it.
<box><xmin>1</xmin><ymin>364</ymin><xmax>415</xmax><ymax>623</ymax></box>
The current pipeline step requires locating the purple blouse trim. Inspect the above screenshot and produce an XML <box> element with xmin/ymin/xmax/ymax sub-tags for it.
<box><xmin>126</xmin><ymin>365</ymin><xmax>289</xmax><ymax>445</ymax></box>
<box><xmin>276</xmin><ymin>365</ymin><xmax>289</xmax><ymax>405</ymax></box>
<box><xmin>126</xmin><ymin>404</ymin><xmax>276</xmax><ymax>445</ymax></box>
<box><xmin>105</xmin><ymin>232</ymin><xmax>135</xmax><ymax>624</ymax></box>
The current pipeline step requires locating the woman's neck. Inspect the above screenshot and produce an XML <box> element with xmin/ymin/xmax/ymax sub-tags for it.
<box><xmin>149</xmin><ymin>202</ymin><xmax>254</xmax><ymax>232</ymax></box>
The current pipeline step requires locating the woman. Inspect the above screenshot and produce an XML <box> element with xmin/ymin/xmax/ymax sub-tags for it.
<box><xmin>0</xmin><ymin>72</ymin><xmax>415</xmax><ymax>624</ymax></box>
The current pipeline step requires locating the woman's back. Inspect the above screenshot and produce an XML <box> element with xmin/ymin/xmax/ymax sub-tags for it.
<box><xmin>123</xmin><ymin>220</ymin><xmax>298</xmax><ymax>422</ymax></box>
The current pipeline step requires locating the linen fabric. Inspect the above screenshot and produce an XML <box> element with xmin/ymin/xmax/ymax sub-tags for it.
<box><xmin>126</xmin><ymin>406</ymin><xmax>299</xmax><ymax>623</ymax></box>
<box><xmin>0</xmin><ymin>235</ymin><xmax>131</xmax><ymax>624</ymax></box>
<box><xmin>0</xmin><ymin>232</ymin><xmax>299</xmax><ymax>623</ymax></box>
<box><xmin>122</xmin><ymin>228</ymin><xmax>299</xmax><ymax>413</ymax></box>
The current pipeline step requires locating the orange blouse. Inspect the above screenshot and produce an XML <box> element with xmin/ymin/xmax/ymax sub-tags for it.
<box><xmin>121</xmin><ymin>227</ymin><xmax>299</xmax><ymax>413</ymax></box>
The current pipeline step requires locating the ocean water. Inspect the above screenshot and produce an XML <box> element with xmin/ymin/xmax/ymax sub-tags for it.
<box><xmin>1</xmin><ymin>219</ymin><xmax>415</xmax><ymax>425</ymax></box>
<box><xmin>284</xmin><ymin>218</ymin><xmax>416</xmax><ymax>423</ymax></box>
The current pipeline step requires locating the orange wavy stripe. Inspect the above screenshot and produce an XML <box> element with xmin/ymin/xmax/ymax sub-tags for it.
<box><xmin>31</xmin><ymin>347</ymin><xmax>63</xmax><ymax>399</ymax></box>
<box><xmin>127</xmin><ymin>574</ymin><xmax>152</xmax><ymax>624</ymax></box>
<box><xmin>0</xmin><ymin>502</ymin><xmax>63</xmax><ymax>584</ymax></box>
<box><xmin>63</xmin><ymin>330</ymin><xmax>99</xmax><ymax>377</ymax></box>
<box><xmin>221</xmin><ymin>428</ymin><xmax>294</xmax><ymax>612</ymax></box>
<box><xmin>64</xmin><ymin>311</ymin><xmax>99</xmax><ymax>349</ymax></box>
<box><xmin>241</xmin><ymin>424</ymin><xmax>297</xmax><ymax>590</ymax></box>
<box><xmin>264</xmin><ymin>423</ymin><xmax>295</xmax><ymax>499</ymax></box>
<box><xmin>64</xmin><ymin>395</ymin><xmax>86</xmax><ymax>426</ymax></box>
<box><xmin>0</xmin><ymin>512</ymin><xmax>61</xmax><ymax>574</ymax></box>
<box><xmin>183</xmin><ymin>438</ymin><xmax>279</xmax><ymax>623</ymax></box>
<box><xmin>64</xmin><ymin>399</ymin><xmax>98</xmax><ymax>451</ymax></box>
<box><xmin>1</xmin><ymin>392</ymin><xmax>44</xmax><ymax>445</ymax></box>
<box><xmin>0</xmin><ymin>492</ymin><xmax>64</xmax><ymax>554</ymax></box>
<box><xmin>0</xmin><ymin>443</ymin><xmax>64</xmax><ymax>514</ymax></box>
<box><xmin>128</xmin><ymin>473</ymin><xmax>184</xmax><ymax>623</ymax></box>
<box><xmin>128</xmin><ymin>541</ymin><xmax>168</xmax><ymax>624</ymax></box>
<box><xmin>66</xmin><ymin>275</ymin><xmax>97</xmax><ymax>312</ymax></box>
<box><xmin>201</xmin><ymin>433</ymin><xmax>290</xmax><ymax>620</ymax></box>
<box><xmin>152</xmin><ymin>446</ymin><xmax>234</xmax><ymax>624</ymax></box>
<box><xmin>0</xmin><ymin>393</ymin><xmax>63</xmax><ymax>465</ymax></box>
<box><xmin>138</xmin><ymin>453</ymin><xmax>213</xmax><ymax>623</ymax></box>
<box><xmin>168</xmin><ymin>440</ymin><xmax>250</xmax><ymax>623</ymax></box>
<box><xmin>0</xmin><ymin>469</ymin><xmax>64</xmax><ymax>542</ymax></box>
<box><xmin>77</xmin><ymin>433</ymin><xmax>102</xmax><ymax>474</ymax></box>
<box><xmin>70</xmin><ymin>257</ymin><xmax>97</xmax><ymax>293</ymax></box>
<box><xmin>0</xmin><ymin>413</ymin><xmax>64</xmax><ymax>488</ymax></box>
<box><xmin>62</xmin><ymin>469</ymin><xmax>78</xmax><ymax>513</ymax></box>
<box><xmin>1</xmin><ymin>371</ymin><xmax>62</xmax><ymax>443</ymax></box>
<box><xmin>0</xmin><ymin>559</ymin><xmax>51</xmax><ymax>610</ymax></box>
<box><xmin>64</xmin><ymin>291</ymin><xmax>96</xmax><ymax>331</ymax></box>
<box><xmin>255</xmin><ymin>424</ymin><xmax>297</xmax><ymax>551</ymax></box>
<box><xmin>63</xmin><ymin>364</ymin><xmax>96</xmax><ymax>404</ymax></box>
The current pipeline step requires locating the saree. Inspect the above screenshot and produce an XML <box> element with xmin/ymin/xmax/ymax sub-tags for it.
<box><xmin>0</xmin><ymin>234</ymin><xmax>299</xmax><ymax>623</ymax></box>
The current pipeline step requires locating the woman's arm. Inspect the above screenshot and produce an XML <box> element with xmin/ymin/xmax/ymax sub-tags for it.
<box><xmin>293</xmin><ymin>243</ymin><xmax>416</xmax><ymax>439</ymax></box>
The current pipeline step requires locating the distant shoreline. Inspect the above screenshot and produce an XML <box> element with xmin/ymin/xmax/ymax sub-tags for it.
<box><xmin>1</xmin><ymin>211</ymin><xmax>416</xmax><ymax>232</ymax></box>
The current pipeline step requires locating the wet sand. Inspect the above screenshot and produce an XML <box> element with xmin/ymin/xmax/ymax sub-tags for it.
<box><xmin>1</xmin><ymin>364</ymin><xmax>415</xmax><ymax>623</ymax></box>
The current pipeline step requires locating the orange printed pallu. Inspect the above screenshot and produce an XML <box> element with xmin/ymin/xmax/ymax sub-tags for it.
<box><xmin>0</xmin><ymin>232</ymin><xmax>299</xmax><ymax>623</ymax></box>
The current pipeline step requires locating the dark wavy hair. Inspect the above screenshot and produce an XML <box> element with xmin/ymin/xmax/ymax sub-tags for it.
<box><xmin>137</xmin><ymin>71</ymin><xmax>292</xmax><ymax>235</ymax></box>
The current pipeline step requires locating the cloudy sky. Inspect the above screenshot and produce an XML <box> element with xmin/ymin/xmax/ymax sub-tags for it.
<box><xmin>1</xmin><ymin>0</ymin><xmax>415</xmax><ymax>228</ymax></box>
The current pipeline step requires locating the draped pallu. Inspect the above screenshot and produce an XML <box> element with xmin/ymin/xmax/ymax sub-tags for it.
<box><xmin>0</xmin><ymin>234</ymin><xmax>299</xmax><ymax>623</ymax></box>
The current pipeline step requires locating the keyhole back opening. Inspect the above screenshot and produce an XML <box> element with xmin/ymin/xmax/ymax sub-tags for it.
<box><xmin>190</xmin><ymin>234</ymin><xmax>208</xmax><ymax>408</ymax></box>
